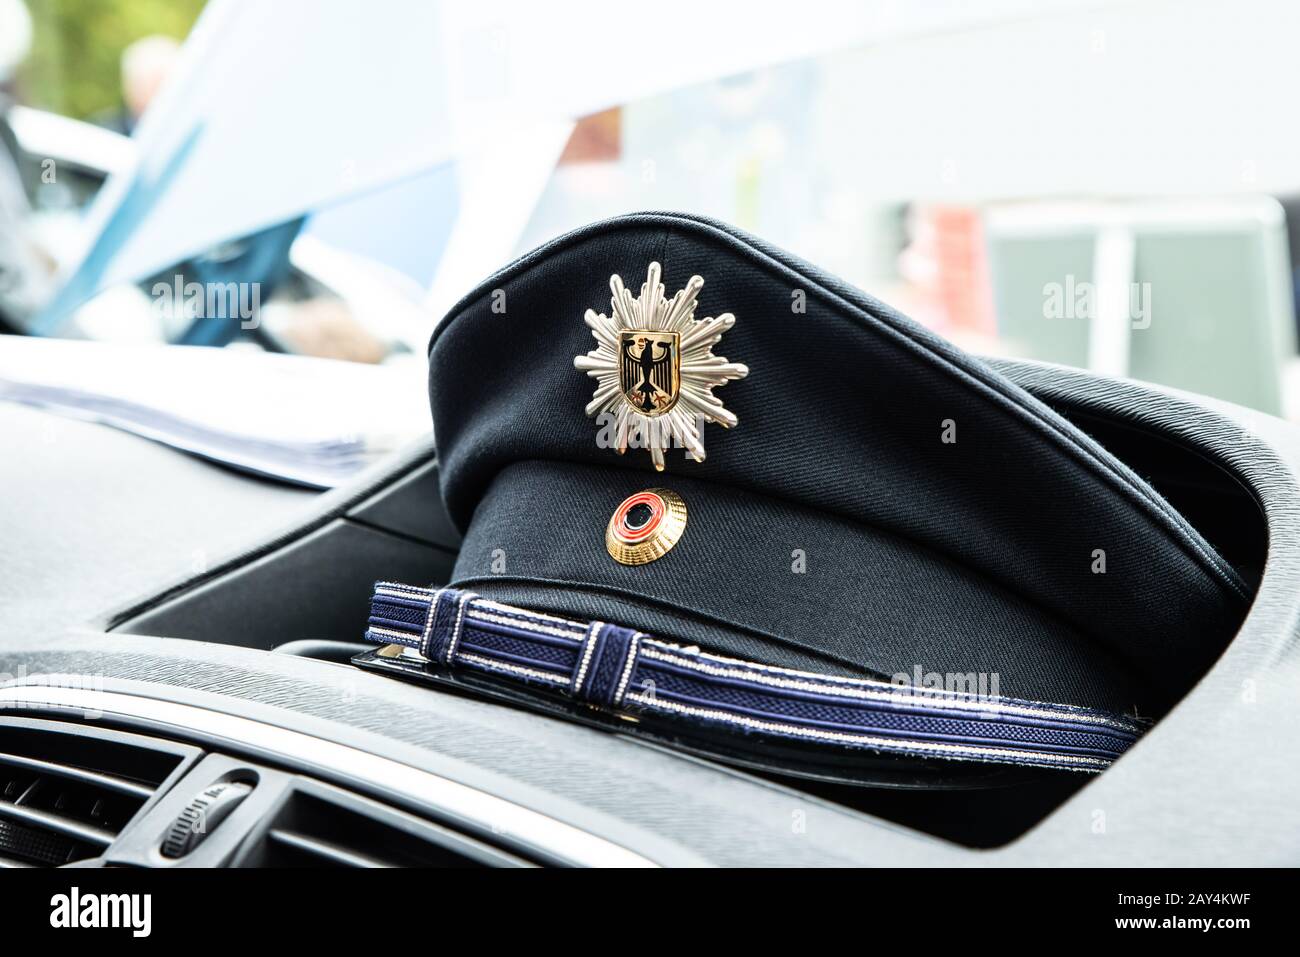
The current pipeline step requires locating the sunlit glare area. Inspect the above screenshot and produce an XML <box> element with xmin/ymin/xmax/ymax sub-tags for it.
<box><xmin>2</xmin><ymin>0</ymin><xmax>1299</xmax><ymax>485</ymax></box>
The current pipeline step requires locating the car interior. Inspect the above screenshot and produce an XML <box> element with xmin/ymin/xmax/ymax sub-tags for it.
<box><xmin>2</xmin><ymin>0</ymin><xmax>1297</xmax><ymax>877</ymax></box>
<box><xmin>1</xmin><ymin>336</ymin><xmax>1292</xmax><ymax>867</ymax></box>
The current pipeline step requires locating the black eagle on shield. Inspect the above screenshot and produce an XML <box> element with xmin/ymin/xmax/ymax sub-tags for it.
<box><xmin>619</xmin><ymin>332</ymin><xmax>680</xmax><ymax>415</ymax></box>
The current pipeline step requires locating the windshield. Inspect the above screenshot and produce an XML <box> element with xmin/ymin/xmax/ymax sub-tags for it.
<box><xmin>2</xmin><ymin>0</ymin><xmax>1297</xmax><ymax>486</ymax></box>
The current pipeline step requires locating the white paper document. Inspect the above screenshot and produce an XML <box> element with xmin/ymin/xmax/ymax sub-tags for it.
<box><xmin>0</xmin><ymin>336</ymin><xmax>430</xmax><ymax>488</ymax></box>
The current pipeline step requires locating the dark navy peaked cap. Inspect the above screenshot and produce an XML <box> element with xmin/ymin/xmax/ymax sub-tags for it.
<box><xmin>357</xmin><ymin>212</ymin><xmax>1252</xmax><ymax>778</ymax></box>
<box><xmin>425</xmin><ymin>213</ymin><xmax>1247</xmax><ymax>722</ymax></box>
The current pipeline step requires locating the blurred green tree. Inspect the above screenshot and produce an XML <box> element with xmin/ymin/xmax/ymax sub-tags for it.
<box><xmin>19</xmin><ymin>0</ymin><xmax>206</xmax><ymax>121</ymax></box>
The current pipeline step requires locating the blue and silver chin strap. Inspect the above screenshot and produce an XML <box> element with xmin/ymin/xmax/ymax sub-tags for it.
<box><xmin>362</xmin><ymin>582</ymin><xmax>1147</xmax><ymax>772</ymax></box>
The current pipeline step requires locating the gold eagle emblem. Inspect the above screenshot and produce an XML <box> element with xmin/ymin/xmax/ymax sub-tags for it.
<box><xmin>575</xmin><ymin>263</ymin><xmax>748</xmax><ymax>471</ymax></box>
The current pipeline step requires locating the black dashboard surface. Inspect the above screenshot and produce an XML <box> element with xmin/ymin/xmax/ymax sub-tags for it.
<box><xmin>2</xmin><ymin>360</ymin><xmax>1299</xmax><ymax>865</ymax></box>
<box><xmin>0</xmin><ymin>402</ymin><xmax>316</xmax><ymax>632</ymax></box>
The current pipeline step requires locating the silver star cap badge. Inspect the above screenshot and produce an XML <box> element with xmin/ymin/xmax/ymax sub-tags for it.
<box><xmin>574</xmin><ymin>263</ymin><xmax>748</xmax><ymax>471</ymax></box>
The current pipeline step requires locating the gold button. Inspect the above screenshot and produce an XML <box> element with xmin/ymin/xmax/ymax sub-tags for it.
<box><xmin>605</xmin><ymin>488</ymin><xmax>687</xmax><ymax>566</ymax></box>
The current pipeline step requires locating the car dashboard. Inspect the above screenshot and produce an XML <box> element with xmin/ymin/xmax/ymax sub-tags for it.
<box><xmin>2</xmin><ymin>355</ymin><xmax>1298</xmax><ymax>867</ymax></box>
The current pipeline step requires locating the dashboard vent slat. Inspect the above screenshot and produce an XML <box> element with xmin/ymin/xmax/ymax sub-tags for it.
<box><xmin>235</xmin><ymin>785</ymin><xmax>533</xmax><ymax>868</ymax></box>
<box><xmin>266</xmin><ymin>829</ymin><xmax>388</xmax><ymax>868</ymax></box>
<box><xmin>0</xmin><ymin>817</ymin><xmax>85</xmax><ymax>867</ymax></box>
<box><xmin>0</xmin><ymin>752</ymin><xmax>155</xmax><ymax>799</ymax></box>
<box><xmin>0</xmin><ymin>801</ymin><xmax>115</xmax><ymax>847</ymax></box>
<box><xmin>0</xmin><ymin>720</ymin><xmax>190</xmax><ymax>866</ymax></box>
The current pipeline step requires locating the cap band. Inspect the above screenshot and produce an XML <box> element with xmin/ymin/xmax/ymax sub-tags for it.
<box><xmin>364</xmin><ymin>582</ymin><xmax>1147</xmax><ymax>772</ymax></box>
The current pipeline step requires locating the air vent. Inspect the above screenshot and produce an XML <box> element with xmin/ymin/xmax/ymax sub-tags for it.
<box><xmin>232</xmin><ymin>781</ymin><xmax>532</xmax><ymax>868</ymax></box>
<box><xmin>0</xmin><ymin>719</ymin><xmax>194</xmax><ymax>867</ymax></box>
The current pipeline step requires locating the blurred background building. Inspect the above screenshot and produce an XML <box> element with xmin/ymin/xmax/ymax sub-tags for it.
<box><xmin>2</xmin><ymin>0</ymin><xmax>1299</xmax><ymax>484</ymax></box>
